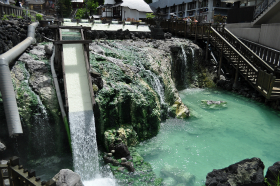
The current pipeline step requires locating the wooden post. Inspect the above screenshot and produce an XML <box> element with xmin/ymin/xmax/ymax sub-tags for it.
<box><xmin>184</xmin><ymin>21</ymin><xmax>187</xmax><ymax>38</ymax></box>
<box><xmin>233</xmin><ymin>56</ymin><xmax>240</xmax><ymax>88</ymax></box>
<box><xmin>195</xmin><ymin>23</ymin><xmax>198</xmax><ymax>42</ymax></box>
<box><xmin>218</xmin><ymin>50</ymin><xmax>223</xmax><ymax>80</ymax></box>
<box><xmin>201</xmin><ymin>24</ymin><xmax>204</xmax><ymax>39</ymax></box>
<box><xmin>205</xmin><ymin>25</ymin><xmax>210</xmax><ymax>61</ymax></box>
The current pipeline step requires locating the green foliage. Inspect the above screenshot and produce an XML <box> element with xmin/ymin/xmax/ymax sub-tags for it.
<box><xmin>144</xmin><ymin>0</ymin><xmax>152</xmax><ymax>3</ymax></box>
<box><xmin>17</xmin><ymin>15</ymin><xmax>23</xmax><ymax>19</ymax></box>
<box><xmin>264</xmin><ymin>172</ymin><xmax>280</xmax><ymax>186</ymax></box>
<box><xmin>36</xmin><ymin>13</ymin><xmax>43</xmax><ymax>21</ymax></box>
<box><xmin>31</xmin><ymin>16</ymin><xmax>36</xmax><ymax>22</ymax></box>
<box><xmin>75</xmin><ymin>8</ymin><xmax>87</xmax><ymax>19</ymax></box>
<box><xmin>146</xmin><ymin>13</ymin><xmax>155</xmax><ymax>19</ymax></box>
<box><xmin>86</xmin><ymin>0</ymin><xmax>99</xmax><ymax>15</ymax></box>
<box><xmin>11</xmin><ymin>13</ymin><xmax>16</xmax><ymax>17</ymax></box>
<box><xmin>1</xmin><ymin>14</ymin><xmax>9</xmax><ymax>21</ymax></box>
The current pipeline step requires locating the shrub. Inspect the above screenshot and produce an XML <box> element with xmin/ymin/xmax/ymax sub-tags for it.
<box><xmin>146</xmin><ymin>13</ymin><xmax>155</xmax><ymax>19</ymax></box>
<box><xmin>36</xmin><ymin>13</ymin><xmax>43</xmax><ymax>21</ymax></box>
<box><xmin>75</xmin><ymin>8</ymin><xmax>87</xmax><ymax>19</ymax></box>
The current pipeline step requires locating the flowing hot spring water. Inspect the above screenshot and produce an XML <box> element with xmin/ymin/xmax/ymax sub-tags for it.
<box><xmin>135</xmin><ymin>88</ymin><xmax>280</xmax><ymax>186</ymax></box>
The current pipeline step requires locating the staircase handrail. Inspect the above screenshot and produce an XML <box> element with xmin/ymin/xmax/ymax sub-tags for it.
<box><xmin>223</xmin><ymin>27</ymin><xmax>274</xmax><ymax>73</ymax></box>
<box><xmin>210</xmin><ymin>26</ymin><xmax>258</xmax><ymax>72</ymax></box>
<box><xmin>253</xmin><ymin>0</ymin><xmax>276</xmax><ymax>19</ymax></box>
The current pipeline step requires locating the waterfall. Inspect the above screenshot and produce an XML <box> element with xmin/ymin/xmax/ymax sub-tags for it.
<box><xmin>69</xmin><ymin>111</ymin><xmax>99</xmax><ymax>181</ymax></box>
<box><xmin>181</xmin><ymin>45</ymin><xmax>187</xmax><ymax>66</ymax></box>
<box><xmin>137</xmin><ymin>62</ymin><xmax>165</xmax><ymax>103</ymax></box>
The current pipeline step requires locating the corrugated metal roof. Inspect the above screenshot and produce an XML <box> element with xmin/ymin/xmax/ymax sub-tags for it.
<box><xmin>149</xmin><ymin>0</ymin><xmax>191</xmax><ymax>9</ymax></box>
<box><xmin>112</xmin><ymin>0</ymin><xmax>153</xmax><ymax>13</ymax></box>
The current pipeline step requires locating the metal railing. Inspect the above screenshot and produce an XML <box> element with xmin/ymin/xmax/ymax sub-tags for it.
<box><xmin>253</xmin><ymin>0</ymin><xmax>276</xmax><ymax>20</ymax></box>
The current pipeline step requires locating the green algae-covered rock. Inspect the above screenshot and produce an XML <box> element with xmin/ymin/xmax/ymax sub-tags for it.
<box><xmin>91</xmin><ymin>40</ymin><xmax>195</xmax><ymax>146</ymax></box>
<box><xmin>104</xmin><ymin>126</ymin><xmax>138</xmax><ymax>151</ymax></box>
<box><xmin>201</xmin><ymin>100</ymin><xmax>227</xmax><ymax>110</ymax></box>
<box><xmin>109</xmin><ymin>147</ymin><xmax>161</xmax><ymax>186</ymax></box>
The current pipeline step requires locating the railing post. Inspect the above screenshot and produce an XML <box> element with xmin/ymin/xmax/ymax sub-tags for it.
<box><xmin>201</xmin><ymin>24</ymin><xmax>204</xmax><ymax>39</ymax></box>
<box><xmin>233</xmin><ymin>56</ymin><xmax>240</xmax><ymax>88</ymax></box>
<box><xmin>184</xmin><ymin>21</ymin><xmax>187</xmax><ymax>38</ymax></box>
<box><xmin>205</xmin><ymin>24</ymin><xmax>210</xmax><ymax>61</ymax></box>
<box><xmin>195</xmin><ymin>23</ymin><xmax>198</xmax><ymax>42</ymax></box>
<box><xmin>267</xmin><ymin>74</ymin><xmax>275</xmax><ymax>99</ymax></box>
<box><xmin>218</xmin><ymin>49</ymin><xmax>223</xmax><ymax>80</ymax></box>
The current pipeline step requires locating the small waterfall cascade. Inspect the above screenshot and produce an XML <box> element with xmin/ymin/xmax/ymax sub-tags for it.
<box><xmin>181</xmin><ymin>45</ymin><xmax>187</xmax><ymax>67</ymax></box>
<box><xmin>137</xmin><ymin>61</ymin><xmax>165</xmax><ymax>103</ymax></box>
<box><xmin>69</xmin><ymin>111</ymin><xmax>99</xmax><ymax>180</ymax></box>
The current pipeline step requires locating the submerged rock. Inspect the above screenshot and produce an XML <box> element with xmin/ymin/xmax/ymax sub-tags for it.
<box><xmin>201</xmin><ymin>100</ymin><xmax>227</xmax><ymax>110</ymax></box>
<box><xmin>53</xmin><ymin>169</ymin><xmax>84</xmax><ymax>186</ymax></box>
<box><xmin>162</xmin><ymin>177</ymin><xmax>177</xmax><ymax>186</ymax></box>
<box><xmin>265</xmin><ymin>161</ymin><xmax>280</xmax><ymax>186</ymax></box>
<box><xmin>205</xmin><ymin>157</ymin><xmax>264</xmax><ymax>186</ymax></box>
<box><xmin>160</xmin><ymin>164</ymin><xmax>195</xmax><ymax>186</ymax></box>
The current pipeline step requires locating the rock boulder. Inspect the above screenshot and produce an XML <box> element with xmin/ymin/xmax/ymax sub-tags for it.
<box><xmin>53</xmin><ymin>169</ymin><xmax>84</xmax><ymax>186</ymax></box>
<box><xmin>265</xmin><ymin>161</ymin><xmax>280</xmax><ymax>186</ymax></box>
<box><xmin>206</xmin><ymin>157</ymin><xmax>265</xmax><ymax>186</ymax></box>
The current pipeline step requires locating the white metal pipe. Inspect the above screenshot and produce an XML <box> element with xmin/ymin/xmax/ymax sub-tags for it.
<box><xmin>0</xmin><ymin>22</ymin><xmax>39</xmax><ymax>137</ymax></box>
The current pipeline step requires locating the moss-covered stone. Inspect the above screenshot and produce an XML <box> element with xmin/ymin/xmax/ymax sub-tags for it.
<box><xmin>108</xmin><ymin>147</ymin><xmax>162</xmax><ymax>186</ymax></box>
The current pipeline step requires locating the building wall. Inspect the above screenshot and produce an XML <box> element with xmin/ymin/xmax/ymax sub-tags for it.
<box><xmin>122</xmin><ymin>7</ymin><xmax>141</xmax><ymax>21</ymax></box>
<box><xmin>226</xmin><ymin>23</ymin><xmax>280</xmax><ymax>51</ymax></box>
<box><xmin>259</xmin><ymin>23</ymin><xmax>280</xmax><ymax>50</ymax></box>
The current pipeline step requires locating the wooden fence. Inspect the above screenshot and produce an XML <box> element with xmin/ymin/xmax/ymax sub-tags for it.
<box><xmin>0</xmin><ymin>157</ymin><xmax>55</xmax><ymax>186</ymax></box>
<box><xmin>0</xmin><ymin>3</ymin><xmax>38</xmax><ymax>19</ymax></box>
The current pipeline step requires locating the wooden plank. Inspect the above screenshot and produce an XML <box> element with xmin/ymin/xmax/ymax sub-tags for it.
<box><xmin>54</xmin><ymin>40</ymin><xmax>93</xmax><ymax>44</ymax></box>
<box><xmin>48</xmin><ymin>25</ymin><xmax>91</xmax><ymax>30</ymax></box>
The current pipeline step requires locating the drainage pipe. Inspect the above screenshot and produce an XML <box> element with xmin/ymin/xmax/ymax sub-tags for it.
<box><xmin>0</xmin><ymin>22</ymin><xmax>39</xmax><ymax>137</ymax></box>
<box><xmin>50</xmin><ymin>45</ymin><xmax>72</xmax><ymax>149</ymax></box>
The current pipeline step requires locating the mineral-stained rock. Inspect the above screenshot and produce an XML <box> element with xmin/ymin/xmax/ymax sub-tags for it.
<box><xmin>53</xmin><ymin>169</ymin><xmax>84</xmax><ymax>186</ymax></box>
<box><xmin>44</xmin><ymin>43</ymin><xmax>53</xmax><ymax>55</ymax></box>
<box><xmin>265</xmin><ymin>161</ymin><xmax>280</xmax><ymax>186</ymax></box>
<box><xmin>89</xmin><ymin>43</ymin><xmax>105</xmax><ymax>55</ymax></box>
<box><xmin>205</xmin><ymin>157</ymin><xmax>265</xmax><ymax>186</ymax></box>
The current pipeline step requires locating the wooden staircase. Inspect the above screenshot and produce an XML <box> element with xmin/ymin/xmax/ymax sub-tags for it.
<box><xmin>154</xmin><ymin>20</ymin><xmax>280</xmax><ymax>100</ymax></box>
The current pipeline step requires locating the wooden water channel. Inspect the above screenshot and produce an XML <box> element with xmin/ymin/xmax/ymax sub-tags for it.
<box><xmin>49</xmin><ymin>25</ymin><xmax>95</xmax><ymax>114</ymax></box>
<box><xmin>147</xmin><ymin>19</ymin><xmax>280</xmax><ymax>101</ymax></box>
<box><xmin>0</xmin><ymin>157</ymin><xmax>55</xmax><ymax>186</ymax></box>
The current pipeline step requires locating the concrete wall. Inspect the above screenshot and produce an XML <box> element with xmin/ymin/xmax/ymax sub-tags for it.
<box><xmin>259</xmin><ymin>24</ymin><xmax>280</xmax><ymax>51</ymax></box>
<box><xmin>226</xmin><ymin>23</ymin><xmax>280</xmax><ymax>51</ymax></box>
<box><xmin>227</xmin><ymin>27</ymin><xmax>261</xmax><ymax>43</ymax></box>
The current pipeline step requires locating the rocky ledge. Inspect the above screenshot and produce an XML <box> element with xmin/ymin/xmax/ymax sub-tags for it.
<box><xmin>206</xmin><ymin>157</ymin><xmax>280</xmax><ymax>186</ymax></box>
